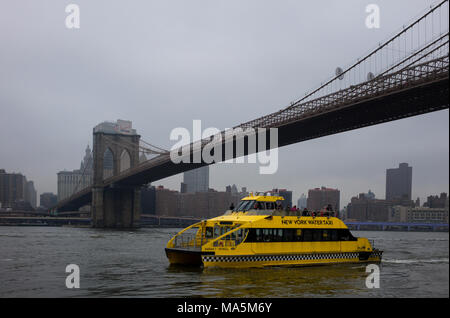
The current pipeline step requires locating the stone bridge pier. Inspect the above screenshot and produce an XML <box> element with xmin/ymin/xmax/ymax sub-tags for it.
<box><xmin>91</xmin><ymin>130</ymin><xmax>141</xmax><ymax>228</ymax></box>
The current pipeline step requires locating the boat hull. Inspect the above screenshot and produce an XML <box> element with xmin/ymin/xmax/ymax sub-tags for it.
<box><xmin>165</xmin><ymin>248</ymin><xmax>207</xmax><ymax>266</ymax></box>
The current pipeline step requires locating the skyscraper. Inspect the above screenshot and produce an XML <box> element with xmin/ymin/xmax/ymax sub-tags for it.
<box><xmin>297</xmin><ymin>193</ymin><xmax>307</xmax><ymax>209</ymax></box>
<box><xmin>57</xmin><ymin>145</ymin><xmax>93</xmax><ymax>201</ymax></box>
<box><xmin>25</xmin><ymin>181</ymin><xmax>37</xmax><ymax>208</ymax></box>
<box><xmin>386</xmin><ymin>163</ymin><xmax>412</xmax><ymax>201</ymax></box>
<box><xmin>183</xmin><ymin>166</ymin><xmax>209</xmax><ymax>193</ymax></box>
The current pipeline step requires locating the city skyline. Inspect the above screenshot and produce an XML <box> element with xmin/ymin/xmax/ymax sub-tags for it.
<box><xmin>2</xmin><ymin>136</ymin><xmax>448</xmax><ymax>209</ymax></box>
<box><xmin>0</xmin><ymin>0</ymin><xmax>448</xmax><ymax>208</ymax></box>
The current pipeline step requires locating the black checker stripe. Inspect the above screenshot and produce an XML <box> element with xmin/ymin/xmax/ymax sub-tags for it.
<box><xmin>202</xmin><ymin>252</ymin><xmax>359</xmax><ymax>263</ymax></box>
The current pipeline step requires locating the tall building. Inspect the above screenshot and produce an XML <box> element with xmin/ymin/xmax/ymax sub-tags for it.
<box><xmin>0</xmin><ymin>169</ymin><xmax>36</xmax><ymax>210</ymax></box>
<box><xmin>272</xmin><ymin>188</ymin><xmax>293</xmax><ymax>208</ymax></box>
<box><xmin>386</xmin><ymin>163</ymin><xmax>412</xmax><ymax>201</ymax></box>
<box><xmin>25</xmin><ymin>181</ymin><xmax>37</xmax><ymax>208</ymax></box>
<box><xmin>57</xmin><ymin>145</ymin><xmax>93</xmax><ymax>201</ymax></box>
<box><xmin>40</xmin><ymin>192</ymin><xmax>58</xmax><ymax>209</ymax></box>
<box><xmin>307</xmin><ymin>186</ymin><xmax>340</xmax><ymax>213</ymax></box>
<box><xmin>141</xmin><ymin>185</ymin><xmax>156</xmax><ymax>214</ymax></box>
<box><xmin>183</xmin><ymin>166</ymin><xmax>209</xmax><ymax>193</ymax></box>
<box><xmin>297</xmin><ymin>193</ymin><xmax>307</xmax><ymax>209</ymax></box>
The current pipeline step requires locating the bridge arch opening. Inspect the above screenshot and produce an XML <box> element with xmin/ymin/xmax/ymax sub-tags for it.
<box><xmin>119</xmin><ymin>149</ymin><xmax>131</xmax><ymax>172</ymax></box>
<box><xmin>103</xmin><ymin>147</ymin><xmax>114</xmax><ymax>179</ymax></box>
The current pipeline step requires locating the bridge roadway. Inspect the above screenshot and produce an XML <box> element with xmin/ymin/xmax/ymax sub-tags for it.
<box><xmin>55</xmin><ymin>56</ymin><xmax>449</xmax><ymax>212</ymax></box>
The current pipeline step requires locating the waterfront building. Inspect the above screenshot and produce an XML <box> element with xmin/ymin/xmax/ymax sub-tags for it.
<box><xmin>183</xmin><ymin>166</ymin><xmax>209</xmax><ymax>193</ymax></box>
<box><xmin>153</xmin><ymin>185</ymin><xmax>247</xmax><ymax>218</ymax></box>
<box><xmin>386</xmin><ymin>163</ymin><xmax>412</xmax><ymax>201</ymax></box>
<box><xmin>307</xmin><ymin>186</ymin><xmax>340</xmax><ymax>213</ymax></box>
<box><xmin>347</xmin><ymin>192</ymin><xmax>414</xmax><ymax>222</ymax></box>
<box><xmin>347</xmin><ymin>194</ymin><xmax>391</xmax><ymax>222</ymax></box>
<box><xmin>390</xmin><ymin>206</ymin><xmax>449</xmax><ymax>224</ymax></box>
<box><xmin>0</xmin><ymin>169</ymin><xmax>36</xmax><ymax>210</ymax></box>
<box><xmin>57</xmin><ymin>145</ymin><xmax>93</xmax><ymax>201</ymax></box>
<box><xmin>154</xmin><ymin>186</ymin><xmax>179</xmax><ymax>216</ymax></box>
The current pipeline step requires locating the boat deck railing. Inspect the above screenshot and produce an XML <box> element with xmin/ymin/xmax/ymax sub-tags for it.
<box><xmin>172</xmin><ymin>232</ymin><xmax>212</xmax><ymax>249</ymax></box>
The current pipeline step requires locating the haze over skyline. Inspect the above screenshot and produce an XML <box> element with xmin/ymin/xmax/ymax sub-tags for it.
<box><xmin>1</xmin><ymin>0</ymin><xmax>448</xmax><ymax>207</ymax></box>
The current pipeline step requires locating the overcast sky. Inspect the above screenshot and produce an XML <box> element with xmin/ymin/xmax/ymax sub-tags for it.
<box><xmin>0</xmin><ymin>0</ymin><xmax>448</xmax><ymax>207</ymax></box>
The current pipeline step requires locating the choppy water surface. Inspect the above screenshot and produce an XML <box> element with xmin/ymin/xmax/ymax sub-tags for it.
<box><xmin>0</xmin><ymin>226</ymin><xmax>448</xmax><ymax>297</ymax></box>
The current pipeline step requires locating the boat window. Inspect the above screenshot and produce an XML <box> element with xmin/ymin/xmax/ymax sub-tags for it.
<box><xmin>244</xmin><ymin>228</ymin><xmax>350</xmax><ymax>242</ymax></box>
<box><xmin>322</xmin><ymin>230</ymin><xmax>331</xmax><ymax>241</ymax></box>
<box><xmin>235</xmin><ymin>201</ymin><xmax>247</xmax><ymax>211</ymax></box>
<box><xmin>274</xmin><ymin>228</ymin><xmax>283</xmax><ymax>242</ymax></box>
<box><xmin>262</xmin><ymin>228</ymin><xmax>271</xmax><ymax>242</ymax></box>
<box><xmin>283</xmin><ymin>229</ymin><xmax>295</xmax><ymax>242</ymax></box>
<box><xmin>205</xmin><ymin>227</ymin><xmax>214</xmax><ymax>239</ymax></box>
<box><xmin>254</xmin><ymin>229</ymin><xmax>262</xmax><ymax>242</ymax></box>
<box><xmin>331</xmin><ymin>229</ymin><xmax>338</xmax><ymax>241</ymax></box>
<box><xmin>230</xmin><ymin>230</ymin><xmax>237</xmax><ymax>241</ymax></box>
<box><xmin>213</xmin><ymin>225</ymin><xmax>221</xmax><ymax>238</ymax></box>
<box><xmin>218</xmin><ymin>228</ymin><xmax>249</xmax><ymax>246</ymax></box>
<box><xmin>255</xmin><ymin>202</ymin><xmax>264</xmax><ymax>210</ymax></box>
<box><xmin>242</xmin><ymin>200</ymin><xmax>256</xmax><ymax>211</ymax></box>
<box><xmin>313</xmin><ymin>230</ymin><xmax>322</xmax><ymax>241</ymax></box>
<box><xmin>339</xmin><ymin>229</ymin><xmax>357</xmax><ymax>241</ymax></box>
<box><xmin>303</xmin><ymin>229</ymin><xmax>313</xmax><ymax>241</ymax></box>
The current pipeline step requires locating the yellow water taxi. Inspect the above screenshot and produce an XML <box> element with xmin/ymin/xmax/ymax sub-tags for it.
<box><xmin>165</xmin><ymin>193</ymin><xmax>382</xmax><ymax>268</ymax></box>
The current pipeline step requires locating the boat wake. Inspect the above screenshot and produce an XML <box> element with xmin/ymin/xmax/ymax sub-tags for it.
<box><xmin>383</xmin><ymin>258</ymin><xmax>449</xmax><ymax>264</ymax></box>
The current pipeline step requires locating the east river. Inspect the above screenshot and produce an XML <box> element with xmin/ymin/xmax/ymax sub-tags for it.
<box><xmin>0</xmin><ymin>226</ymin><xmax>448</xmax><ymax>297</ymax></box>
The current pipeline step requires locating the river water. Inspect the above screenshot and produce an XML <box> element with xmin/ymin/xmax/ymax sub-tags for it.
<box><xmin>0</xmin><ymin>226</ymin><xmax>448</xmax><ymax>297</ymax></box>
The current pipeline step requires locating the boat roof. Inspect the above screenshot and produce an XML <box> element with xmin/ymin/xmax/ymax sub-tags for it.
<box><xmin>241</xmin><ymin>195</ymin><xmax>284</xmax><ymax>202</ymax></box>
<box><xmin>208</xmin><ymin>214</ymin><xmax>268</xmax><ymax>223</ymax></box>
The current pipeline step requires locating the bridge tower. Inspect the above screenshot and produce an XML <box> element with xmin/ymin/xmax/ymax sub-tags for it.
<box><xmin>91</xmin><ymin>127</ymin><xmax>141</xmax><ymax>228</ymax></box>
